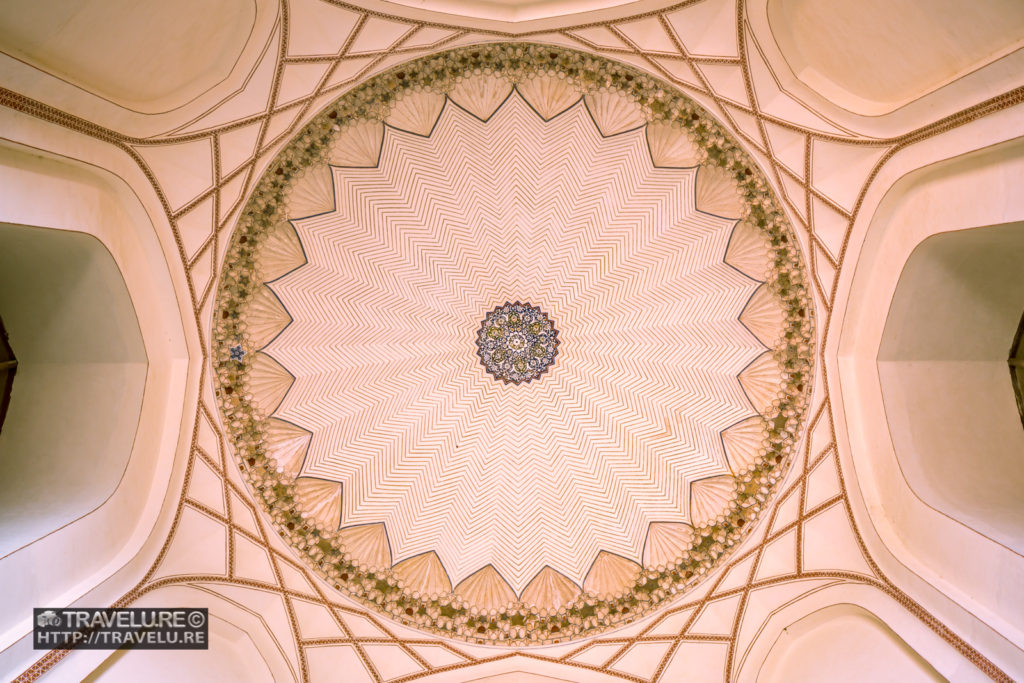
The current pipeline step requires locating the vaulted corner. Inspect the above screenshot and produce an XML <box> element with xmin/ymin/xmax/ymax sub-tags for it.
<box><xmin>758</xmin><ymin>604</ymin><xmax>944</xmax><ymax>682</ymax></box>
<box><xmin>837</xmin><ymin>135</ymin><xmax>1024</xmax><ymax>660</ymax></box>
<box><xmin>0</xmin><ymin>144</ymin><xmax>189</xmax><ymax>658</ymax></box>
<box><xmin>765</xmin><ymin>0</ymin><xmax>1024</xmax><ymax>116</ymax></box>
<box><xmin>879</xmin><ymin>222</ymin><xmax>1024</xmax><ymax>554</ymax></box>
<box><xmin>0</xmin><ymin>0</ymin><xmax>260</xmax><ymax>113</ymax></box>
<box><xmin>0</xmin><ymin>223</ymin><xmax>147</xmax><ymax>557</ymax></box>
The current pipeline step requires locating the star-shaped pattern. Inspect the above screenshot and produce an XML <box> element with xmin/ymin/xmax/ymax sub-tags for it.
<box><xmin>267</xmin><ymin>93</ymin><xmax>764</xmax><ymax>589</ymax></box>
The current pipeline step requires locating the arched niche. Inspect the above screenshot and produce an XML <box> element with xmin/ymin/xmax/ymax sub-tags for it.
<box><xmin>878</xmin><ymin>223</ymin><xmax>1024</xmax><ymax>553</ymax></box>
<box><xmin>0</xmin><ymin>141</ymin><xmax>188</xmax><ymax>658</ymax></box>
<box><xmin>0</xmin><ymin>223</ymin><xmax>147</xmax><ymax>556</ymax></box>
<box><xmin>738</xmin><ymin>584</ymin><xmax>995</xmax><ymax>682</ymax></box>
<box><xmin>83</xmin><ymin>619</ymin><xmax>273</xmax><ymax>683</ymax></box>
<box><xmin>765</xmin><ymin>0</ymin><xmax>1024</xmax><ymax>116</ymax></box>
<box><xmin>836</xmin><ymin>133</ymin><xmax>1024</xmax><ymax>661</ymax></box>
<box><xmin>0</xmin><ymin>0</ymin><xmax>257</xmax><ymax>113</ymax></box>
<box><xmin>74</xmin><ymin>585</ymin><xmax>292</xmax><ymax>682</ymax></box>
<box><xmin>758</xmin><ymin>603</ymin><xmax>943</xmax><ymax>682</ymax></box>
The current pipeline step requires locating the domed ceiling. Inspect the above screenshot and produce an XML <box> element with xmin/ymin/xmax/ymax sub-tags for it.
<box><xmin>214</xmin><ymin>45</ymin><xmax>812</xmax><ymax>643</ymax></box>
<box><xmin>5</xmin><ymin>0</ymin><xmax>1023</xmax><ymax>679</ymax></box>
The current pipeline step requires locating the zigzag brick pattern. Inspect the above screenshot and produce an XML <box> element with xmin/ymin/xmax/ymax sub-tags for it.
<box><xmin>8</xmin><ymin>0</ymin><xmax>1019</xmax><ymax>674</ymax></box>
<box><xmin>265</xmin><ymin>92</ymin><xmax>764</xmax><ymax>592</ymax></box>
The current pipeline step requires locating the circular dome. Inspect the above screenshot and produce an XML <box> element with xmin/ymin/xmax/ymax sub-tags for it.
<box><xmin>214</xmin><ymin>44</ymin><xmax>813</xmax><ymax>645</ymax></box>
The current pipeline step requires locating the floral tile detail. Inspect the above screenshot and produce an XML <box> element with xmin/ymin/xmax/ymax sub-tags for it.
<box><xmin>476</xmin><ymin>302</ymin><xmax>559</xmax><ymax>385</ymax></box>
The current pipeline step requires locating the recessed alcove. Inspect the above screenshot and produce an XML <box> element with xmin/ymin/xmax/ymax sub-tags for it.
<box><xmin>0</xmin><ymin>223</ymin><xmax>147</xmax><ymax>557</ymax></box>
<box><xmin>82</xmin><ymin>619</ymin><xmax>273</xmax><ymax>683</ymax></box>
<box><xmin>758</xmin><ymin>604</ymin><xmax>943</xmax><ymax>682</ymax></box>
<box><xmin>878</xmin><ymin>222</ymin><xmax>1024</xmax><ymax>553</ymax></box>
<box><xmin>0</xmin><ymin>0</ymin><xmax>256</xmax><ymax>112</ymax></box>
<box><xmin>766</xmin><ymin>0</ymin><xmax>1024</xmax><ymax>115</ymax></box>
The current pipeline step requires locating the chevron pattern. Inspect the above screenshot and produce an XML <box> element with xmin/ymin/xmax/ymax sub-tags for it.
<box><xmin>9</xmin><ymin>0</ymin><xmax>1020</xmax><ymax>676</ymax></box>
<box><xmin>264</xmin><ymin>91</ymin><xmax>765</xmax><ymax>592</ymax></box>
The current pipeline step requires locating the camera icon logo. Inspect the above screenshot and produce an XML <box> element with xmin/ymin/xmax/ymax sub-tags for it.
<box><xmin>37</xmin><ymin>610</ymin><xmax>61</xmax><ymax>628</ymax></box>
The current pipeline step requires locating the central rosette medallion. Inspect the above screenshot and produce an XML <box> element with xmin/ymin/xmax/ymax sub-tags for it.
<box><xmin>476</xmin><ymin>302</ymin><xmax>559</xmax><ymax>384</ymax></box>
